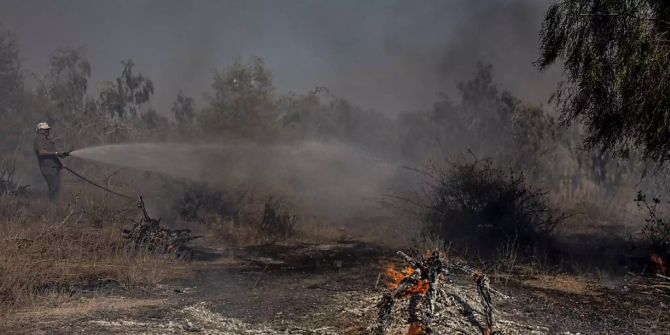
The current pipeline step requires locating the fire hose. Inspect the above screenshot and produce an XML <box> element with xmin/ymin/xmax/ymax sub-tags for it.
<box><xmin>62</xmin><ymin>166</ymin><xmax>136</xmax><ymax>201</ymax></box>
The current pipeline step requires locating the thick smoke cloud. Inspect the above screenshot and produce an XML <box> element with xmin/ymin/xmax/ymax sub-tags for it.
<box><xmin>0</xmin><ymin>0</ymin><xmax>558</xmax><ymax>115</ymax></box>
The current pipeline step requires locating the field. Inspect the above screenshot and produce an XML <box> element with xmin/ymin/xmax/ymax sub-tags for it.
<box><xmin>0</xmin><ymin>190</ymin><xmax>668</xmax><ymax>335</ymax></box>
<box><xmin>1</xmin><ymin>238</ymin><xmax>668</xmax><ymax>334</ymax></box>
<box><xmin>2</xmin><ymin>2</ymin><xmax>670</xmax><ymax>333</ymax></box>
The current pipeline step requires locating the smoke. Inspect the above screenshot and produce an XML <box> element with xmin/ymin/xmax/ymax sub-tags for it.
<box><xmin>0</xmin><ymin>0</ymin><xmax>557</xmax><ymax>115</ymax></box>
<box><xmin>0</xmin><ymin>0</ymin><xmax>563</xmax><ymax>232</ymax></box>
<box><xmin>71</xmin><ymin>141</ymin><xmax>400</xmax><ymax>218</ymax></box>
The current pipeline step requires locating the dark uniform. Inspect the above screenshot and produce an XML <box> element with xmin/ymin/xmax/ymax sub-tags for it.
<box><xmin>33</xmin><ymin>134</ymin><xmax>63</xmax><ymax>201</ymax></box>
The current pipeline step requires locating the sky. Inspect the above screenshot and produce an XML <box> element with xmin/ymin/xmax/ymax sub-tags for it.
<box><xmin>0</xmin><ymin>0</ymin><xmax>560</xmax><ymax>116</ymax></box>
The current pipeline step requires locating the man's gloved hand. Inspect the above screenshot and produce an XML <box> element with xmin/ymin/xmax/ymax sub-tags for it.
<box><xmin>57</xmin><ymin>151</ymin><xmax>71</xmax><ymax>158</ymax></box>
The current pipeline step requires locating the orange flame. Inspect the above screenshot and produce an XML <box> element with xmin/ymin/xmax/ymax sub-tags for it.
<box><xmin>407</xmin><ymin>279</ymin><xmax>430</xmax><ymax>294</ymax></box>
<box><xmin>385</xmin><ymin>264</ymin><xmax>430</xmax><ymax>294</ymax></box>
<box><xmin>407</xmin><ymin>322</ymin><xmax>425</xmax><ymax>335</ymax></box>
<box><xmin>386</xmin><ymin>265</ymin><xmax>414</xmax><ymax>290</ymax></box>
<box><xmin>651</xmin><ymin>254</ymin><xmax>666</xmax><ymax>275</ymax></box>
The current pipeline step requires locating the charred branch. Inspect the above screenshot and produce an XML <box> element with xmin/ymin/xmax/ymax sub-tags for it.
<box><xmin>368</xmin><ymin>250</ymin><xmax>502</xmax><ymax>335</ymax></box>
<box><xmin>122</xmin><ymin>196</ymin><xmax>198</xmax><ymax>258</ymax></box>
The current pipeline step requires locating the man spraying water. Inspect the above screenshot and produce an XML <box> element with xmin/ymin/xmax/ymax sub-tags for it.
<box><xmin>33</xmin><ymin>122</ymin><xmax>70</xmax><ymax>201</ymax></box>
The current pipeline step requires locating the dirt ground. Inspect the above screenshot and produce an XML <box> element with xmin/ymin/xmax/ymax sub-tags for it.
<box><xmin>1</xmin><ymin>242</ymin><xmax>669</xmax><ymax>335</ymax></box>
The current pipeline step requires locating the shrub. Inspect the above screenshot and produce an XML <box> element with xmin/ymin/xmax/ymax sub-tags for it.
<box><xmin>173</xmin><ymin>182</ymin><xmax>240</xmax><ymax>223</ymax></box>
<box><xmin>0</xmin><ymin>164</ymin><xmax>29</xmax><ymax>197</ymax></box>
<box><xmin>635</xmin><ymin>191</ymin><xmax>670</xmax><ymax>257</ymax></box>
<box><xmin>423</xmin><ymin>159</ymin><xmax>565</xmax><ymax>259</ymax></box>
<box><xmin>257</xmin><ymin>197</ymin><xmax>297</xmax><ymax>244</ymax></box>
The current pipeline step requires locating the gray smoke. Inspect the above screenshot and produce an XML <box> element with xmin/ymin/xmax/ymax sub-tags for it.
<box><xmin>0</xmin><ymin>0</ymin><xmax>557</xmax><ymax>115</ymax></box>
<box><xmin>71</xmin><ymin>141</ymin><xmax>399</xmax><ymax>217</ymax></box>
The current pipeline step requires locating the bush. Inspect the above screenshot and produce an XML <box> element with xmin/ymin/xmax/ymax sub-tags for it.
<box><xmin>0</xmin><ymin>163</ymin><xmax>29</xmax><ymax>197</ymax></box>
<box><xmin>173</xmin><ymin>182</ymin><xmax>240</xmax><ymax>223</ymax></box>
<box><xmin>423</xmin><ymin>159</ymin><xmax>565</xmax><ymax>259</ymax></box>
<box><xmin>257</xmin><ymin>197</ymin><xmax>297</xmax><ymax>244</ymax></box>
<box><xmin>635</xmin><ymin>191</ymin><xmax>670</xmax><ymax>257</ymax></box>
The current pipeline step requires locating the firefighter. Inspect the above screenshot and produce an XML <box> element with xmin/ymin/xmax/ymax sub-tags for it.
<box><xmin>33</xmin><ymin>122</ymin><xmax>69</xmax><ymax>201</ymax></box>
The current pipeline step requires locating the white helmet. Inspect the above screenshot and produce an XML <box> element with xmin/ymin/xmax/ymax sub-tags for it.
<box><xmin>36</xmin><ymin>122</ymin><xmax>51</xmax><ymax>132</ymax></box>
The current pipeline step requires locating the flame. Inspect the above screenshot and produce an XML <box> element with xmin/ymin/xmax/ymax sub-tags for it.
<box><xmin>385</xmin><ymin>264</ymin><xmax>430</xmax><ymax>294</ymax></box>
<box><xmin>386</xmin><ymin>265</ymin><xmax>414</xmax><ymax>290</ymax></box>
<box><xmin>407</xmin><ymin>322</ymin><xmax>424</xmax><ymax>335</ymax></box>
<box><xmin>407</xmin><ymin>278</ymin><xmax>430</xmax><ymax>294</ymax></box>
<box><xmin>651</xmin><ymin>254</ymin><xmax>666</xmax><ymax>275</ymax></box>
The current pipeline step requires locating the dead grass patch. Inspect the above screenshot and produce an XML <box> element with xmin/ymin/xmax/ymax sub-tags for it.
<box><xmin>506</xmin><ymin>274</ymin><xmax>601</xmax><ymax>296</ymax></box>
<box><xmin>0</xmin><ymin>195</ymin><xmax>185</xmax><ymax>311</ymax></box>
<box><xmin>4</xmin><ymin>296</ymin><xmax>165</xmax><ymax>325</ymax></box>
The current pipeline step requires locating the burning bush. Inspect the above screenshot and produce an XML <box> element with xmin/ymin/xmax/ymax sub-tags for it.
<box><xmin>423</xmin><ymin>159</ymin><xmax>565</xmax><ymax>259</ymax></box>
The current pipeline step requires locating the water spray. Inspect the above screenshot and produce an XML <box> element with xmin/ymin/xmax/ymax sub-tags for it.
<box><xmin>65</xmin><ymin>141</ymin><xmax>398</xmax><ymax>217</ymax></box>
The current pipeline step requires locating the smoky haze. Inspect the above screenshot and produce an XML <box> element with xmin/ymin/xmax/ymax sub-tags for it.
<box><xmin>0</xmin><ymin>0</ymin><xmax>558</xmax><ymax>116</ymax></box>
<box><xmin>71</xmin><ymin>142</ymin><xmax>400</xmax><ymax>219</ymax></box>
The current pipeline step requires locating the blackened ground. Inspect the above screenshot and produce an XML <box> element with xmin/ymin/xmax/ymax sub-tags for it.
<box><xmin>1</xmin><ymin>242</ymin><xmax>668</xmax><ymax>334</ymax></box>
<box><xmin>186</xmin><ymin>242</ymin><xmax>386</xmax><ymax>326</ymax></box>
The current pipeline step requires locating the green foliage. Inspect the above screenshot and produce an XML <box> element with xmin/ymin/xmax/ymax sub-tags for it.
<box><xmin>140</xmin><ymin>108</ymin><xmax>170</xmax><ymax>131</ymax></box>
<box><xmin>279</xmin><ymin>87</ymin><xmax>396</xmax><ymax>154</ymax></box>
<box><xmin>512</xmin><ymin>105</ymin><xmax>558</xmax><ymax>180</ymax></box>
<box><xmin>99</xmin><ymin>59</ymin><xmax>154</xmax><ymax>119</ymax></box>
<box><xmin>424</xmin><ymin>159</ymin><xmax>565</xmax><ymax>258</ymax></box>
<box><xmin>0</xmin><ymin>28</ymin><xmax>22</xmax><ymax>115</ymax></box>
<box><xmin>398</xmin><ymin>63</ymin><xmax>559</xmax><ymax>177</ymax></box>
<box><xmin>173</xmin><ymin>90</ymin><xmax>195</xmax><ymax>126</ymax></box>
<box><xmin>47</xmin><ymin>47</ymin><xmax>91</xmax><ymax>120</ymax></box>
<box><xmin>198</xmin><ymin>56</ymin><xmax>275</xmax><ymax>139</ymax></box>
<box><xmin>539</xmin><ymin>0</ymin><xmax>670</xmax><ymax>162</ymax></box>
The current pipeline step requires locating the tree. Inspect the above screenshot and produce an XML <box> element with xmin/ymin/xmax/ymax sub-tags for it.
<box><xmin>140</xmin><ymin>108</ymin><xmax>170</xmax><ymax>131</ymax></box>
<box><xmin>0</xmin><ymin>27</ymin><xmax>22</xmax><ymax>115</ymax></box>
<box><xmin>99</xmin><ymin>59</ymin><xmax>154</xmax><ymax>119</ymax></box>
<box><xmin>173</xmin><ymin>90</ymin><xmax>195</xmax><ymax>126</ymax></box>
<box><xmin>47</xmin><ymin>47</ymin><xmax>91</xmax><ymax>121</ymax></box>
<box><xmin>538</xmin><ymin>0</ymin><xmax>670</xmax><ymax>162</ymax></box>
<box><xmin>198</xmin><ymin>56</ymin><xmax>275</xmax><ymax>139</ymax></box>
<box><xmin>454</xmin><ymin>63</ymin><xmax>519</xmax><ymax>156</ymax></box>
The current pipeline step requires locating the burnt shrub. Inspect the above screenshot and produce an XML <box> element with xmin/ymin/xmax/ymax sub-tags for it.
<box><xmin>424</xmin><ymin>159</ymin><xmax>565</xmax><ymax>259</ymax></box>
<box><xmin>0</xmin><ymin>164</ymin><xmax>30</xmax><ymax>197</ymax></box>
<box><xmin>634</xmin><ymin>191</ymin><xmax>670</xmax><ymax>258</ymax></box>
<box><xmin>257</xmin><ymin>197</ymin><xmax>297</xmax><ymax>244</ymax></box>
<box><xmin>173</xmin><ymin>182</ymin><xmax>240</xmax><ymax>223</ymax></box>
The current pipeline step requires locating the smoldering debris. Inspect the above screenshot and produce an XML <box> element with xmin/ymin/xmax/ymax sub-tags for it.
<box><xmin>123</xmin><ymin>196</ymin><xmax>197</xmax><ymax>258</ymax></box>
<box><xmin>366</xmin><ymin>251</ymin><xmax>546</xmax><ymax>335</ymax></box>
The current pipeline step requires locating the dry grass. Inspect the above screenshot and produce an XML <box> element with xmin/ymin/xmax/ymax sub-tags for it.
<box><xmin>4</xmin><ymin>296</ymin><xmax>165</xmax><ymax>325</ymax></box>
<box><xmin>0</xmin><ymin>194</ymin><xmax>182</xmax><ymax>311</ymax></box>
<box><xmin>517</xmin><ymin>274</ymin><xmax>601</xmax><ymax>296</ymax></box>
<box><xmin>197</xmin><ymin>216</ymin><xmax>261</xmax><ymax>247</ymax></box>
<box><xmin>491</xmin><ymin>270</ymin><xmax>600</xmax><ymax>297</ymax></box>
